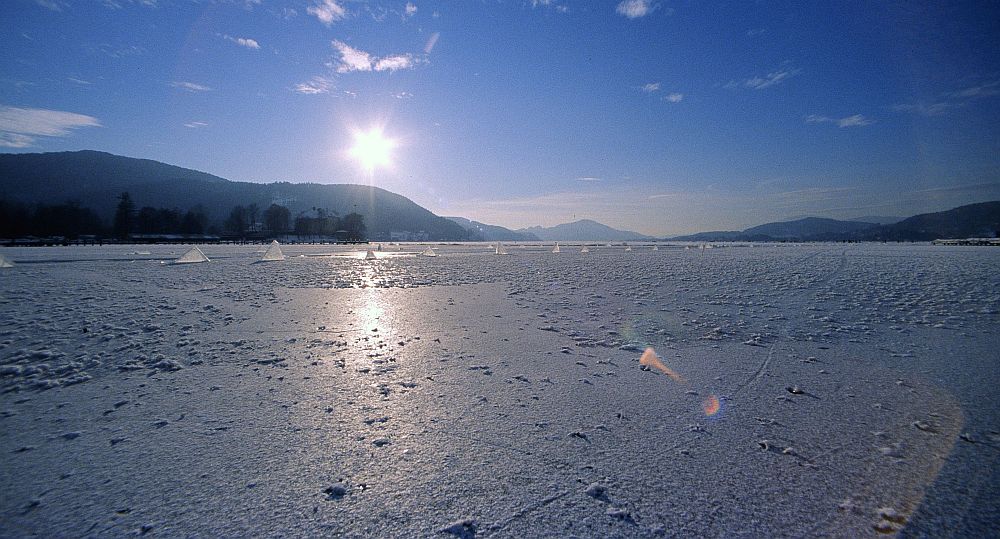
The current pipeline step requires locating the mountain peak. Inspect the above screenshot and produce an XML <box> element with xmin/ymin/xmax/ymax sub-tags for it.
<box><xmin>517</xmin><ymin>219</ymin><xmax>650</xmax><ymax>241</ymax></box>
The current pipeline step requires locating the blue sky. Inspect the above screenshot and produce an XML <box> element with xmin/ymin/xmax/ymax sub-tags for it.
<box><xmin>2</xmin><ymin>0</ymin><xmax>999</xmax><ymax>235</ymax></box>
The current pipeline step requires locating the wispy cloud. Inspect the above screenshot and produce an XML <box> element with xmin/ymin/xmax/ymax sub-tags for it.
<box><xmin>67</xmin><ymin>77</ymin><xmax>91</xmax><ymax>85</ymax></box>
<box><xmin>308</xmin><ymin>0</ymin><xmax>347</xmax><ymax>26</ymax></box>
<box><xmin>616</xmin><ymin>0</ymin><xmax>658</xmax><ymax>19</ymax></box>
<box><xmin>532</xmin><ymin>0</ymin><xmax>570</xmax><ymax>12</ymax></box>
<box><xmin>293</xmin><ymin>76</ymin><xmax>333</xmax><ymax>95</ymax></box>
<box><xmin>223</xmin><ymin>34</ymin><xmax>260</xmax><ymax>50</ymax></box>
<box><xmin>102</xmin><ymin>0</ymin><xmax>158</xmax><ymax>8</ymax></box>
<box><xmin>94</xmin><ymin>44</ymin><xmax>146</xmax><ymax>58</ymax></box>
<box><xmin>805</xmin><ymin>114</ymin><xmax>874</xmax><ymax>127</ymax></box>
<box><xmin>663</xmin><ymin>92</ymin><xmax>683</xmax><ymax>103</ymax></box>
<box><xmin>170</xmin><ymin>81</ymin><xmax>212</xmax><ymax>92</ymax></box>
<box><xmin>575</xmin><ymin>177</ymin><xmax>602</xmax><ymax>182</ymax></box>
<box><xmin>913</xmin><ymin>181</ymin><xmax>1000</xmax><ymax>194</ymax></box>
<box><xmin>640</xmin><ymin>82</ymin><xmax>660</xmax><ymax>93</ymax></box>
<box><xmin>424</xmin><ymin>32</ymin><xmax>440</xmax><ymax>54</ymax></box>
<box><xmin>894</xmin><ymin>80</ymin><xmax>1000</xmax><ymax>117</ymax></box>
<box><xmin>331</xmin><ymin>40</ymin><xmax>424</xmax><ymax>73</ymax></box>
<box><xmin>0</xmin><ymin>105</ymin><xmax>100</xmax><ymax>148</ymax></box>
<box><xmin>183</xmin><ymin>121</ymin><xmax>207</xmax><ymax>128</ymax></box>
<box><xmin>34</xmin><ymin>0</ymin><xmax>69</xmax><ymax>10</ymax></box>
<box><xmin>738</xmin><ymin>67</ymin><xmax>799</xmax><ymax>90</ymax></box>
<box><xmin>405</xmin><ymin>2</ymin><xmax>417</xmax><ymax>17</ymax></box>
<box><xmin>726</xmin><ymin>66</ymin><xmax>799</xmax><ymax>91</ymax></box>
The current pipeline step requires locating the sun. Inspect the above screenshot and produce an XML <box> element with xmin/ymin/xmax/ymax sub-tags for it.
<box><xmin>348</xmin><ymin>127</ymin><xmax>396</xmax><ymax>174</ymax></box>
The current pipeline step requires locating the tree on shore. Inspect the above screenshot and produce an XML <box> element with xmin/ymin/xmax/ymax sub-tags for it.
<box><xmin>113</xmin><ymin>192</ymin><xmax>135</xmax><ymax>240</ymax></box>
<box><xmin>224</xmin><ymin>205</ymin><xmax>247</xmax><ymax>237</ymax></box>
<box><xmin>342</xmin><ymin>212</ymin><xmax>366</xmax><ymax>241</ymax></box>
<box><xmin>180</xmin><ymin>206</ymin><xmax>208</xmax><ymax>234</ymax></box>
<box><xmin>263</xmin><ymin>204</ymin><xmax>290</xmax><ymax>235</ymax></box>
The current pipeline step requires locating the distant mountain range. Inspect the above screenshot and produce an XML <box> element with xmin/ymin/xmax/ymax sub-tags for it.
<box><xmin>0</xmin><ymin>150</ymin><xmax>468</xmax><ymax>240</ymax></box>
<box><xmin>517</xmin><ymin>219</ymin><xmax>652</xmax><ymax>242</ymax></box>
<box><xmin>1</xmin><ymin>150</ymin><xmax>996</xmax><ymax>243</ymax></box>
<box><xmin>670</xmin><ymin>202</ymin><xmax>1000</xmax><ymax>242</ymax></box>
<box><xmin>444</xmin><ymin>217</ymin><xmax>540</xmax><ymax>242</ymax></box>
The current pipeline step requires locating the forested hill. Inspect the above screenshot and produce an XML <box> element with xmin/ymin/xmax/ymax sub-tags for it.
<box><xmin>0</xmin><ymin>150</ymin><xmax>470</xmax><ymax>240</ymax></box>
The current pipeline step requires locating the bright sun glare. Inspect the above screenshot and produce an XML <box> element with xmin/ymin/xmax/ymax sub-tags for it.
<box><xmin>348</xmin><ymin>128</ymin><xmax>396</xmax><ymax>174</ymax></box>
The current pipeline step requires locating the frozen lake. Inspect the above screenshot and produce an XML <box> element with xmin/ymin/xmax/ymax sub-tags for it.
<box><xmin>1</xmin><ymin>243</ymin><xmax>998</xmax><ymax>537</ymax></box>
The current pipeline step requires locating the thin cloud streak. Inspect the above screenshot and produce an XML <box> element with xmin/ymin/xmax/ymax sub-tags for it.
<box><xmin>894</xmin><ymin>80</ymin><xmax>1000</xmax><ymax>117</ymax></box>
<box><xmin>0</xmin><ymin>105</ymin><xmax>101</xmax><ymax>147</ymax></box>
<box><xmin>728</xmin><ymin>67</ymin><xmax>799</xmax><ymax>90</ymax></box>
<box><xmin>293</xmin><ymin>76</ymin><xmax>333</xmax><ymax>94</ymax></box>
<box><xmin>805</xmin><ymin>114</ymin><xmax>874</xmax><ymax>127</ymax></box>
<box><xmin>170</xmin><ymin>81</ymin><xmax>212</xmax><ymax>92</ymax></box>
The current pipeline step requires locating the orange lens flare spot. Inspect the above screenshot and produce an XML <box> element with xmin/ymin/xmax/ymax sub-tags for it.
<box><xmin>702</xmin><ymin>394</ymin><xmax>721</xmax><ymax>416</ymax></box>
<box><xmin>639</xmin><ymin>347</ymin><xmax>685</xmax><ymax>382</ymax></box>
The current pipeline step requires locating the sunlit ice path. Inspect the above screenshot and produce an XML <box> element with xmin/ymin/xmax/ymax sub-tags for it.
<box><xmin>1</xmin><ymin>243</ymin><xmax>997</xmax><ymax>536</ymax></box>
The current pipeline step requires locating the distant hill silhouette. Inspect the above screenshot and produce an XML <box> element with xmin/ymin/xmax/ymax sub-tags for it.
<box><xmin>744</xmin><ymin>217</ymin><xmax>879</xmax><ymax>240</ymax></box>
<box><xmin>848</xmin><ymin>215</ymin><xmax>902</xmax><ymax>225</ymax></box>
<box><xmin>0</xmin><ymin>150</ymin><xmax>469</xmax><ymax>240</ymax></box>
<box><xmin>517</xmin><ymin>219</ymin><xmax>651</xmax><ymax>242</ymax></box>
<box><xmin>864</xmin><ymin>200</ymin><xmax>1000</xmax><ymax>241</ymax></box>
<box><xmin>445</xmin><ymin>217</ymin><xmax>539</xmax><ymax>242</ymax></box>
<box><xmin>670</xmin><ymin>202</ymin><xmax>1000</xmax><ymax>242</ymax></box>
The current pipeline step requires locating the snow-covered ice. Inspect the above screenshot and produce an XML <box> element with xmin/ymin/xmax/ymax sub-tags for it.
<box><xmin>1</xmin><ymin>242</ymin><xmax>998</xmax><ymax>536</ymax></box>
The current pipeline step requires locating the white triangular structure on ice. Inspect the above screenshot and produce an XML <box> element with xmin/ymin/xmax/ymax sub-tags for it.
<box><xmin>652</xmin><ymin>245</ymin><xmax>659</xmax><ymax>251</ymax></box>
<box><xmin>174</xmin><ymin>246</ymin><xmax>209</xmax><ymax>264</ymax></box>
<box><xmin>365</xmin><ymin>249</ymin><xmax>377</xmax><ymax>260</ymax></box>
<box><xmin>624</xmin><ymin>245</ymin><xmax>632</xmax><ymax>252</ymax></box>
<box><xmin>495</xmin><ymin>242</ymin><xmax>508</xmax><ymax>255</ymax></box>
<box><xmin>552</xmin><ymin>242</ymin><xmax>560</xmax><ymax>253</ymax></box>
<box><xmin>0</xmin><ymin>254</ymin><xmax>13</xmax><ymax>268</ymax></box>
<box><xmin>581</xmin><ymin>246</ymin><xmax>590</xmax><ymax>253</ymax></box>
<box><xmin>421</xmin><ymin>247</ymin><xmax>437</xmax><ymax>257</ymax></box>
<box><xmin>259</xmin><ymin>240</ymin><xmax>285</xmax><ymax>262</ymax></box>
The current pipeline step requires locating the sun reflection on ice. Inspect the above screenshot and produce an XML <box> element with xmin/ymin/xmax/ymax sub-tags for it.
<box><xmin>359</xmin><ymin>293</ymin><xmax>384</xmax><ymax>333</ymax></box>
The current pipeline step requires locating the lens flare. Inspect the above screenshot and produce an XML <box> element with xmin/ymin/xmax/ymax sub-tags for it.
<box><xmin>639</xmin><ymin>347</ymin><xmax>685</xmax><ymax>382</ymax></box>
<box><xmin>702</xmin><ymin>394</ymin><xmax>721</xmax><ymax>416</ymax></box>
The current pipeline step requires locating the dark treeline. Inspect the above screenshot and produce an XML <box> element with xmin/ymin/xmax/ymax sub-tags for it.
<box><xmin>0</xmin><ymin>200</ymin><xmax>103</xmax><ymax>239</ymax></box>
<box><xmin>2</xmin><ymin>191</ymin><xmax>367</xmax><ymax>242</ymax></box>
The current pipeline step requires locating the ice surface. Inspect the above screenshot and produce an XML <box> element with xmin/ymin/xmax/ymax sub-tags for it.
<box><xmin>0</xmin><ymin>242</ymin><xmax>998</xmax><ymax>536</ymax></box>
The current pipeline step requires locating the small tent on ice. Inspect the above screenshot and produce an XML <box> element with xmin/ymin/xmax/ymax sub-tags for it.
<box><xmin>0</xmin><ymin>254</ymin><xmax>14</xmax><ymax>268</ymax></box>
<box><xmin>552</xmin><ymin>242</ymin><xmax>560</xmax><ymax>253</ymax></box>
<box><xmin>495</xmin><ymin>242</ymin><xmax>508</xmax><ymax>255</ymax></box>
<box><xmin>174</xmin><ymin>246</ymin><xmax>209</xmax><ymax>264</ymax></box>
<box><xmin>580</xmin><ymin>245</ymin><xmax>590</xmax><ymax>253</ymax></box>
<box><xmin>421</xmin><ymin>247</ymin><xmax>437</xmax><ymax>257</ymax></box>
<box><xmin>365</xmin><ymin>249</ymin><xmax>377</xmax><ymax>260</ymax></box>
<box><xmin>259</xmin><ymin>240</ymin><xmax>286</xmax><ymax>262</ymax></box>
